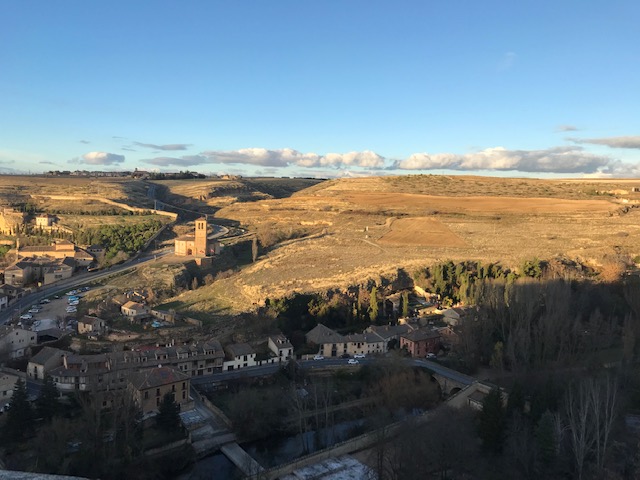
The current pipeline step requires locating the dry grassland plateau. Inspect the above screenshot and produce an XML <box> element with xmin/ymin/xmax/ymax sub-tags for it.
<box><xmin>173</xmin><ymin>175</ymin><xmax>640</xmax><ymax>313</ymax></box>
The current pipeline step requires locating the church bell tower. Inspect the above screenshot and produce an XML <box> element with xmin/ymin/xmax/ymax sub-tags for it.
<box><xmin>194</xmin><ymin>217</ymin><xmax>208</xmax><ymax>256</ymax></box>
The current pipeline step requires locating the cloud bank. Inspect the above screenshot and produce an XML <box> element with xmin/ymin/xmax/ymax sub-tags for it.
<box><xmin>143</xmin><ymin>148</ymin><xmax>385</xmax><ymax>169</ymax></box>
<box><xmin>395</xmin><ymin>146</ymin><xmax>611</xmax><ymax>174</ymax></box>
<box><xmin>136</xmin><ymin>145</ymin><xmax>637</xmax><ymax>177</ymax></box>
<box><xmin>570</xmin><ymin>136</ymin><xmax>640</xmax><ymax>149</ymax></box>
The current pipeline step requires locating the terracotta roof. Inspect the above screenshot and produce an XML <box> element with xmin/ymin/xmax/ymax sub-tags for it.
<box><xmin>128</xmin><ymin>366</ymin><xmax>189</xmax><ymax>390</ymax></box>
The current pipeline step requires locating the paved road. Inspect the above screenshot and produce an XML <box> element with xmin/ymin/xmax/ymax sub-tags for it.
<box><xmin>191</xmin><ymin>357</ymin><xmax>477</xmax><ymax>388</ymax></box>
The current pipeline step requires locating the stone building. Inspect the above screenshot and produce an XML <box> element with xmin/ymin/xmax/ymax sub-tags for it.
<box><xmin>174</xmin><ymin>217</ymin><xmax>221</xmax><ymax>264</ymax></box>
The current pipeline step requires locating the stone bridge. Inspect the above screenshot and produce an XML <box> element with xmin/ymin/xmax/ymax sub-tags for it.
<box><xmin>414</xmin><ymin>359</ymin><xmax>477</xmax><ymax>396</ymax></box>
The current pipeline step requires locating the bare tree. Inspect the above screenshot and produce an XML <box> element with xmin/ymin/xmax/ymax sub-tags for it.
<box><xmin>565</xmin><ymin>381</ymin><xmax>595</xmax><ymax>480</ymax></box>
<box><xmin>564</xmin><ymin>376</ymin><xmax>618</xmax><ymax>479</ymax></box>
<box><xmin>590</xmin><ymin>376</ymin><xmax>618</xmax><ymax>471</ymax></box>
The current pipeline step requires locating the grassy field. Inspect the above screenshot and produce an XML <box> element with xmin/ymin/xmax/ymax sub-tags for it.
<box><xmin>165</xmin><ymin>175</ymin><xmax>640</xmax><ymax>313</ymax></box>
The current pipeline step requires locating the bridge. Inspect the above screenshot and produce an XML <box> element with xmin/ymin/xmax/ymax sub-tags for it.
<box><xmin>413</xmin><ymin>359</ymin><xmax>477</xmax><ymax>396</ymax></box>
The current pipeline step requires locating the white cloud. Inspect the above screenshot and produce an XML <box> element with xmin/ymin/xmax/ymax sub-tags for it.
<box><xmin>570</xmin><ymin>135</ymin><xmax>640</xmax><ymax>149</ymax></box>
<box><xmin>133</xmin><ymin>142</ymin><xmax>191</xmax><ymax>151</ymax></box>
<box><xmin>80</xmin><ymin>151</ymin><xmax>125</xmax><ymax>165</ymax></box>
<box><xmin>200</xmin><ymin>148</ymin><xmax>385</xmax><ymax>169</ymax></box>
<box><xmin>397</xmin><ymin>146</ymin><xmax>611</xmax><ymax>174</ymax></box>
<box><xmin>556</xmin><ymin>125</ymin><xmax>579</xmax><ymax>132</ymax></box>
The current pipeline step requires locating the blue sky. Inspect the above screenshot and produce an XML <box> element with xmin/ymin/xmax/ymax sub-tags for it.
<box><xmin>1</xmin><ymin>1</ymin><xmax>639</xmax><ymax>178</ymax></box>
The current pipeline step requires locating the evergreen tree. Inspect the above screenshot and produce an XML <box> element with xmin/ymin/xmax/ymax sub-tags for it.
<box><xmin>401</xmin><ymin>291</ymin><xmax>409</xmax><ymax>318</ymax></box>
<box><xmin>535</xmin><ymin>410</ymin><xmax>557</xmax><ymax>473</ymax></box>
<box><xmin>478</xmin><ymin>388</ymin><xmax>506</xmax><ymax>454</ymax></box>
<box><xmin>156</xmin><ymin>393</ymin><xmax>180</xmax><ymax>433</ymax></box>
<box><xmin>3</xmin><ymin>378</ymin><xmax>34</xmax><ymax>444</ymax></box>
<box><xmin>36</xmin><ymin>374</ymin><xmax>61</xmax><ymax>422</ymax></box>
<box><xmin>369</xmin><ymin>286</ymin><xmax>378</xmax><ymax>322</ymax></box>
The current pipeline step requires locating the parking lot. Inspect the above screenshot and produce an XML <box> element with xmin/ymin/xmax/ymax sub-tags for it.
<box><xmin>17</xmin><ymin>287</ymin><xmax>90</xmax><ymax>332</ymax></box>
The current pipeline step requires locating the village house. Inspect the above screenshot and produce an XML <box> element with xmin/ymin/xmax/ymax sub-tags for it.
<box><xmin>17</xmin><ymin>239</ymin><xmax>94</xmax><ymax>267</ymax></box>
<box><xmin>436</xmin><ymin>325</ymin><xmax>461</xmax><ymax>346</ymax></box>
<box><xmin>150</xmin><ymin>309</ymin><xmax>176</xmax><ymax>323</ymax></box>
<box><xmin>0</xmin><ymin>284</ymin><xmax>26</xmax><ymax>304</ymax></box>
<box><xmin>344</xmin><ymin>332</ymin><xmax>386</xmax><ymax>356</ymax></box>
<box><xmin>50</xmin><ymin>353</ymin><xmax>115</xmax><ymax>393</ymax></box>
<box><xmin>3</xmin><ymin>260</ymin><xmax>34</xmax><ymax>287</ymax></box>
<box><xmin>35</xmin><ymin>214</ymin><xmax>56</xmax><ymax>228</ymax></box>
<box><xmin>33</xmin><ymin>339</ymin><xmax>225</xmax><ymax>393</ymax></box>
<box><xmin>0</xmin><ymin>326</ymin><xmax>37</xmax><ymax>359</ymax></box>
<box><xmin>268</xmin><ymin>334</ymin><xmax>293</xmax><ymax>362</ymax></box>
<box><xmin>121</xmin><ymin>301</ymin><xmax>151</xmax><ymax>322</ymax></box>
<box><xmin>365</xmin><ymin>324</ymin><xmax>415</xmax><ymax>348</ymax></box>
<box><xmin>42</xmin><ymin>259</ymin><xmax>74</xmax><ymax>285</ymax></box>
<box><xmin>128</xmin><ymin>366</ymin><xmax>192</xmax><ymax>417</ymax></box>
<box><xmin>27</xmin><ymin>346</ymin><xmax>67</xmax><ymax>380</ymax></box>
<box><xmin>305</xmin><ymin>323</ymin><xmax>386</xmax><ymax>357</ymax></box>
<box><xmin>3</xmin><ymin>257</ymin><xmax>76</xmax><ymax>287</ymax></box>
<box><xmin>77</xmin><ymin>315</ymin><xmax>107</xmax><ymax>335</ymax></box>
<box><xmin>400</xmin><ymin>329</ymin><xmax>442</xmax><ymax>357</ymax></box>
<box><xmin>223</xmin><ymin>343</ymin><xmax>256</xmax><ymax>371</ymax></box>
<box><xmin>86</xmin><ymin>244</ymin><xmax>106</xmax><ymax>261</ymax></box>
<box><xmin>438</xmin><ymin>306</ymin><xmax>472</xmax><ymax>327</ymax></box>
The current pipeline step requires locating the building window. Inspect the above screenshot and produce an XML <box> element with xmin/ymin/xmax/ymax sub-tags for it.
<box><xmin>156</xmin><ymin>397</ymin><xmax>160</xmax><ymax>406</ymax></box>
<box><xmin>182</xmin><ymin>382</ymin><xmax>186</xmax><ymax>390</ymax></box>
<box><xmin>144</xmin><ymin>391</ymin><xmax>148</xmax><ymax>399</ymax></box>
<box><xmin>172</xmin><ymin>385</ymin><xmax>176</xmax><ymax>392</ymax></box>
<box><xmin>182</xmin><ymin>391</ymin><xmax>186</xmax><ymax>400</ymax></box>
<box><xmin>156</xmin><ymin>388</ymin><xmax>160</xmax><ymax>397</ymax></box>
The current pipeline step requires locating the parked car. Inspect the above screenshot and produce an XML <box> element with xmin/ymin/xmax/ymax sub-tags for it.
<box><xmin>20</xmin><ymin>314</ymin><xmax>33</xmax><ymax>320</ymax></box>
<box><xmin>28</xmin><ymin>308</ymin><xmax>40</xmax><ymax>314</ymax></box>
<box><xmin>68</xmin><ymin>300</ymin><xmax>80</xmax><ymax>306</ymax></box>
<box><xmin>313</xmin><ymin>355</ymin><xmax>325</xmax><ymax>361</ymax></box>
<box><xmin>426</xmin><ymin>353</ymin><xmax>437</xmax><ymax>360</ymax></box>
<box><xmin>347</xmin><ymin>359</ymin><xmax>359</xmax><ymax>365</ymax></box>
<box><xmin>353</xmin><ymin>353</ymin><xmax>366</xmax><ymax>359</ymax></box>
<box><xmin>39</xmin><ymin>298</ymin><xmax>50</xmax><ymax>304</ymax></box>
<box><xmin>66</xmin><ymin>307</ymin><xmax>77</xmax><ymax>313</ymax></box>
<box><xmin>340</xmin><ymin>353</ymin><xmax>350</xmax><ymax>359</ymax></box>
